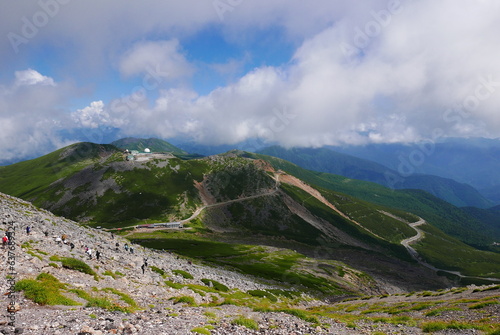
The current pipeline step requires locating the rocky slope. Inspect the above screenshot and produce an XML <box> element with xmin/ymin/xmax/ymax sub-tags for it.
<box><xmin>1</xmin><ymin>192</ymin><xmax>499</xmax><ymax>335</ymax></box>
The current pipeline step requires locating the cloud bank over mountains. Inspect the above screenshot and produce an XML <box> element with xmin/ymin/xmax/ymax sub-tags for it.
<box><xmin>1</xmin><ymin>0</ymin><xmax>500</xmax><ymax>162</ymax></box>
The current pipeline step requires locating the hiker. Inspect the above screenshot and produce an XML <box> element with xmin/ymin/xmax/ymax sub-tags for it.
<box><xmin>141</xmin><ymin>263</ymin><xmax>146</xmax><ymax>274</ymax></box>
<box><xmin>96</xmin><ymin>250</ymin><xmax>100</xmax><ymax>260</ymax></box>
<box><xmin>86</xmin><ymin>247</ymin><xmax>92</xmax><ymax>259</ymax></box>
<box><xmin>61</xmin><ymin>234</ymin><xmax>67</xmax><ymax>244</ymax></box>
<box><xmin>143</xmin><ymin>257</ymin><xmax>148</xmax><ymax>267</ymax></box>
<box><xmin>70</xmin><ymin>242</ymin><xmax>75</xmax><ymax>250</ymax></box>
<box><xmin>2</xmin><ymin>235</ymin><xmax>8</xmax><ymax>248</ymax></box>
<box><xmin>26</xmin><ymin>226</ymin><xmax>31</xmax><ymax>235</ymax></box>
<box><xmin>44</xmin><ymin>231</ymin><xmax>49</xmax><ymax>237</ymax></box>
<box><xmin>129</xmin><ymin>246</ymin><xmax>134</xmax><ymax>254</ymax></box>
<box><xmin>55</xmin><ymin>236</ymin><xmax>62</xmax><ymax>244</ymax></box>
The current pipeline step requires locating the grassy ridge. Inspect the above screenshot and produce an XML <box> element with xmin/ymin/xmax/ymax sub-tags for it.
<box><xmin>111</xmin><ymin>137</ymin><xmax>187</xmax><ymax>155</ymax></box>
<box><xmin>0</xmin><ymin>143</ymin><xmax>119</xmax><ymax>200</ymax></box>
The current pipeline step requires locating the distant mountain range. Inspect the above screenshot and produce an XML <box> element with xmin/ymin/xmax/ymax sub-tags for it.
<box><xmin>329</xmin><ymin>137</ymin><xmax>500</xmax><ymax>203</ymax></box>
<box><xmin>257</xmin><ymin>146</ymin><xmax>494</xmax><ymax>209</ymax></box>
<box><xmin>111</xmin><ymin>137</ymin><xmax>188</xmax><ymax>155</ymax></box>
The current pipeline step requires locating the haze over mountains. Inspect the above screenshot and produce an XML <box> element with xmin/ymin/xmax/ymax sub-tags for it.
<box><xmin>330</xmin><ymin>138</ymin><xmax>500</xmax><ymax>204</ymax></box>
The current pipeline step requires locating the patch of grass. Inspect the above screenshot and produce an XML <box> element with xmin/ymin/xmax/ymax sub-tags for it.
<box><xmin>204</xmin><ymin>311</ymin><xmax>217</xmax><ymax>319</ymax></box>
<box><xmin>191</xmin><ymin>327</ymin><xmax>211</xmax><ymax>335</ymax></box>
<box><xmin>103</xmin><ymin>270</ymin><xmax>118</xmax><ymax>279</ymax></box>
<box><xmin>14</xmin><ymin>273</ymin><xmax>79</xmax><ymax>306</ymax></box>
<box><xmin>151</xmin><ymin>266</ymin><xmax>166</xmax><ymax>277</ymax></box>
<box><xmin>165</xmin><ymin>280</ymin><xmax>185</xmax><ymax>289</ymax></box>
<box><xmin>26</xmin><ymin>250</ymin><xmax>43</xmax><ymax>260</ymax></box>
<box><xmin>410</xmin><ymin>302</ymin><xmax>439</xmax><ymax>311</ymax></box>
<box><xmin>421</xmin><ymin>321</ymin><xmax>481</xmax><ymax>333</ymax></box>
<box><xmin>232</xmin><ymin>316</ymin><xmax>259</xmax><ymax>330</ymax></box>
<box><xmin>171</xmin><ymin>295</ymin><xmax>196</xmax><ymax>306</ymax></box>
<box><xmin>469</xmin><ymin>300</ymin><xmax>499</xmax><ymax>309</ymax></box>
<box><xmin>49</xmin><ymin>255</ymin><xmax>62</xmax><ymax>262</ymax></box>
<box><xmin>201</xmin><ymin>279</ymin><xmax>229</xmax><ymax>292</ymax></box>
<box><xmin>425</xmin><ymin>307</ymin><xmax>461</xmax><ymax>316</ymax></box>
<box><xmin>102</xmin><ymin>287</ymin><xmax>138</xmax><ymax>308</ymax></box>
<box><xmin>70</xmin><ymin>288</ymin><xmax>135</xmax><ymax>313</ymax></box>
<box><xmin>60</xmin><ymin>257</ymin><xmax>97</xmax><ymax>277</ymax></box>
<box><xmin>266</xmin><ymin>289</ymin><xmax>301</xmax><ymax>299</ymax></box>
<box><xmin>346</xmin><ymin>322</ymin><xmax>357</xmax><ymax>328</ymax></box>
<box><xmin>172</xmin><ymin>269</ymin><xmax>194</xmax><ymax>279</ymax></box>
<box><xmin>277</xmin><ymin>308</ymin><xmax>319</xmax><ymax>324</ymax></box>
<box><xmin>247</xmin><ymin>289</ymin><xmax>278</xmax><ymax>302</ymax></box>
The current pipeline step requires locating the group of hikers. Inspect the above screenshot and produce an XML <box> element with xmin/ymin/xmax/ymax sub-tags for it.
<box><xmin>3</xmin><ymin>223</ymin><xmax>155</xmax><ymax>275</ymax></box>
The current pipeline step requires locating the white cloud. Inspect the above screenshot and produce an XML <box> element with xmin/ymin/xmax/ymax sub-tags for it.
<box><xmin>2</xmin><ymin>0</ymin><xmax>500</xmax><ymax>159</ymax></box>
<box><xmin>119</xmin><ymin>40</ymin><xmax>194</xmax><ymax>80</ymax></box>
<box><xmin>0</xmin><ymin>70</ymin><xmax>75</xmax><ymax>163</ymax></box>
<box><xmin>72</xmin><ymin>101</ymin><xmax>108</xmax><ymax>129</ymax></box>
<box><xmin>14</xmin><ymin>69</ymin><xmax>55</xmax><ymax>87</ymax></box>
<box><xmin>95</xmin><ymin>0</ymin><xmax>500</xmax><ymax>148</ymax></box>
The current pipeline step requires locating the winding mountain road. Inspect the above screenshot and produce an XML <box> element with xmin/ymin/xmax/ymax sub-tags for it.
<box><xmin>126</xmin><ymin>172</ymin><xmax>282</xmax><ymax>234</ymax></box>
<box><xmin>399</xmin><ymin>216</ymin><xmax>500</xmax><ymax>282</ymax></box>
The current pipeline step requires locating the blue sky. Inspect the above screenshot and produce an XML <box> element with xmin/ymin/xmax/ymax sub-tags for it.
<box><xmin>1</xmin><ymin>0</ymin><xmax>500</xmax><ymax>163</ymax></box>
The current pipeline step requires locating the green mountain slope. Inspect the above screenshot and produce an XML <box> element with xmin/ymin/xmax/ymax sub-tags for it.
<box><xmin>111</xmin><ymin>137</ymin><xmax>188</xmax><ymax>155</ymax></box>
<box><xmin>462</xmin><ymin>206</ymin><xmax>500</xmax><ymax>241</ymax></box>
<box><xmin>0</xmin><ymin>142</ymin><xmax>120</xmax><ymax>201</ymax></box>
<box><xmin>257</xmin><ymin>146</ymin><xmax>493</xmax><ymax>208</ymax></box>
<box><xmin>1</xmin><ymin>143</ymin><xmax>499</xmax><ymax>286</ymax></box>
<box><xmin>250</xmin><ymin>152</ymin><xmax>500</xmax><ymax>250</ymax></box>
